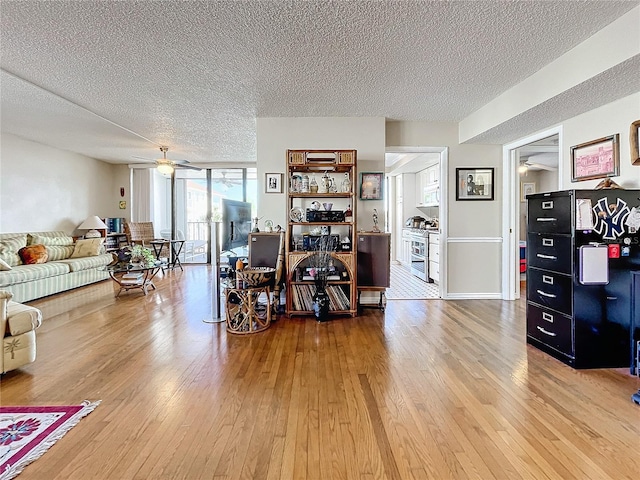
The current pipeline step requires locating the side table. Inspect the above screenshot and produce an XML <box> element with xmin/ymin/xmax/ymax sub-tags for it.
<box><xmin>225</xmin><ymin>284</ymin><xmax>271</xmax><ymax>334</ymax></box>
<box><xmin>150</xmin><ymin>239</ymin><xmax>185</xmax><ymax>271</ymax></box>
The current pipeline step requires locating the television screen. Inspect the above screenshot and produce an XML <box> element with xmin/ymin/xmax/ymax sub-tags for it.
<box><xmin>221</xmin><ymin>199</ymin><xmax>252</xmax><ymax>253</ymax></box>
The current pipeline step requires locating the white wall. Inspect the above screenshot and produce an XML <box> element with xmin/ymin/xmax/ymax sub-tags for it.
<box><xmin>255</xmin><ymin>117</ymin><xmax>386</xmax><ymax>228</ymax></box>
<box><xmin>561</xmin><ymin>92</ymin><xmax>640</xmax><ymax>189</ymax></box>
<box><xmin>386</xmin><ymin>121</ymin><xmax>503</xmax><ymax>297</ymax></box>
<box><xmin>0</xmin><ymin>133</ymin><xmax>128</xmax><ymax>234</ymax></box>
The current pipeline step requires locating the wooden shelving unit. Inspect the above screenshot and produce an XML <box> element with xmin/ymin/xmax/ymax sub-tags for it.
<box><xmin>285</xmin><ymin>149</ymin><xmax>357</xmax><ymax>317</ymax></box>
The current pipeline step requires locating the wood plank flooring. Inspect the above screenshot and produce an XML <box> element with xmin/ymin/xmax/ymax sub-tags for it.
<box><xmin>1</xmin><ymin>265</ymin><xmax>639</xmax><ymax>479</ymax></box>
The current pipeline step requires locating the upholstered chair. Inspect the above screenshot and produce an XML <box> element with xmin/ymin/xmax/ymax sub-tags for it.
<box><xmin>1</xmin><ymin>290</ymin><xmax>42</xmax><ymax>374</ymax></box>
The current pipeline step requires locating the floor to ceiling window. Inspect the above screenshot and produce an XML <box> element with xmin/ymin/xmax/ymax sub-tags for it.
<box><xmin>158</xmin><ymin>167</ymin><xmax>257</xmax><ymax>264</ymax></box>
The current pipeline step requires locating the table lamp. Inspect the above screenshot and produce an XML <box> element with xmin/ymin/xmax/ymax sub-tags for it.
<box><xmin>78</xmin><ymin>216</ymin><xmax>108</xmax><ymax>238</ymax></box>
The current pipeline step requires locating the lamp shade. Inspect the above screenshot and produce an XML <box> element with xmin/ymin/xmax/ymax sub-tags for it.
<box><xmin>157</xmin><ymin>163</ymin><xmax>174</xmax><ymax>175</ymax></box>
<box><xmin>79</xmin><ymin>216</ymin><xmax>108</xmax><ymax>238</ymax></box>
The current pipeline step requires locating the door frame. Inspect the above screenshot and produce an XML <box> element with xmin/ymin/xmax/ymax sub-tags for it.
<box><xmin>385</xmin><ymin>146</ymin><xmax>449</xmax><ymax>299</ymax></box>
<box><xmin>501</xmin><ymin>126</ymin><xmax>563</xmax><ymax>300</ymax></box>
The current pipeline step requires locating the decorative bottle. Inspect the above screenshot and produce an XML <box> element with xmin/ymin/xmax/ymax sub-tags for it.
<box><xmin>341</xmin><ymin>172</ymin><xmax>351</xmax><ymax>193</ymax></box>
<box><xmin>345</xmin><ymin>204</ymin><xmax>352</xmax><ymax>222</ymax></box>
<box><xmin>310</xmin><ymin>174</ymin><xmax>318</xmax><ymax>194</ymax></box>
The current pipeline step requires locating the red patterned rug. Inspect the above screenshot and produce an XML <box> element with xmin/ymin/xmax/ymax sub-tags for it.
<box><xmin>0</xmin><ymin>400</ymin><xmax>100</xmax><ymax>480</ymax></box>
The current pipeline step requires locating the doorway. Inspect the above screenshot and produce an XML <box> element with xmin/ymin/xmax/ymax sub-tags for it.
<box><xmin>385</xmin><ymin>146</ymin><xmax>448</xmax><ymax>299</ymax></box>
<box><xmin>502</xmin><ymin>127</ymin><xmax>562</xmax><ymax>300</ymax></box>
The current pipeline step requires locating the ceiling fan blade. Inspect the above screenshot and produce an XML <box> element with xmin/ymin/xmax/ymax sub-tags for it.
<box><xmin>128</xmin><ymin>163</ymin><xmax>156</xmax><ymax>168</ymax></box>
<box><xmin>131</xmin><ymin>155</ymin><xmax>155</xmax><ymax>162</ymax></box>
<box><xmin>176</xmin><ymin>164</ymin><xmax>202</xmax><ymax>171</ymax></box>
<box><xmin>527</xmin><ymin>162</ymin><xmax>558</xmax><ymax>171</ymax></box>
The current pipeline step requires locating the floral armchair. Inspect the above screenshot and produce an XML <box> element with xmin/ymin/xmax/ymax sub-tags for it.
<box><xmin>1</xmin><ymin>290</ymin><xmax>42</xmax><ymax>374</ymax></box>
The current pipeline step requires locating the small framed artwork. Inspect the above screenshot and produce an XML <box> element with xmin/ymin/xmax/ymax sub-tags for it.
<box><xmin>265</xmin><ymin>173</ymin><xmax>283</xmax><ymax>193</ymax></box>
<box><xmin>571</xmin><ymin>134</ymin><xmax>619</xmax><ymax>182</ymax></box>
<box><xmin>360</xmin><ymin>172</ymin><xmax>384</xmax><ymax>200</ymax></box>
<box><xmin>521</xmin><ymin>182</ymin><xmax>536</xmax><ymax>201</ymax></box>
<box><xmin>456</xmin><ymin>168</ymin><xmax>494</xmax><ymax>201</ymax></box>
<box><xmin>630</xmin><ymin>120</ymin><xmax>640</xmax><ymax>165</ymax></box>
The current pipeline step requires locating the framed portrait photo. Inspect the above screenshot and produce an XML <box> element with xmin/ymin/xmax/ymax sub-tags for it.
<box><xmin>265</xmin><ymin>173</ymin><xmax>283</xmax><ymax>193</ymax></box>
<box><xmin>571</xmin><ymin>134</ymin><xmax>619</xmax><ymax>182</ymax></box>
<box><xmin>630</xmin><ymin>120</ymin><xmax>640</xmax><ymax>165</ymax></box>
<box><xmin>359</xmin><ymin>172</ymin><xmax>383</xmax><ymax>200</ymax></box>
<box><xmin>456</xmin><ymin>168</ymin><xmax>494</xmax><ymax>201</ymax></box>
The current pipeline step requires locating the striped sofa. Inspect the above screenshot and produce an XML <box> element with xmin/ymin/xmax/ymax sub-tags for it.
<box><xmin>0</xmin><ymin>231</ymin><xmax>113</xmax><ymax>303</ymax></box>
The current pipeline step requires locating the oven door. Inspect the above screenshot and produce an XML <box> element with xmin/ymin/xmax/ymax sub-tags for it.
<box><xmin>410</xmin><ymin>238</ymin><xmax>428</xmax><ymax>281</ymax></box>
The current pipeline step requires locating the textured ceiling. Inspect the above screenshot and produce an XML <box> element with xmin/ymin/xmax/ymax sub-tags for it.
<box><xmin>1</xmin><ymin>1</ymin><xmax>638</xmax><ymax>165</ymax></box>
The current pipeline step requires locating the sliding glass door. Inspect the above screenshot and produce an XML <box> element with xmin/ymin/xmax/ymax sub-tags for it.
<box><xmin>168</xmin><ymin>167</ymin><xmax>256</xmax><ymax>264</ymax></box>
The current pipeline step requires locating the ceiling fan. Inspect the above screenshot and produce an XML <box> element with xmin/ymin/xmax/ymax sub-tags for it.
<box><xmin>212</xmin><ymin>171</ymin><xmax>242</xmax><ymax>188</ymax></box>
<box><xmin>519</xmin><ymin>157</ymin><xmax>558</xmax><ymax>174</ymax></box>
<box><xmin>130</xmin><ymin>146</ymin><xmax>201</xmax><ymax>174</ymax></box>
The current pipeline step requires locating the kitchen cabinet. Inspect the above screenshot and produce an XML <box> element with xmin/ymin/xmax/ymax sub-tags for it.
<box><xmin>416</xmin><ymin>164</ymin><xmax>440</xmax><ymax>207</ymax></box>
<box><xmin>400</xmin><ymin>230</ymin><xmax>412</xmax><ymax>267</ymax></box>
<box><xmin>428</xmin><ymin>233</ymin><xmax>439</xmax><ymax>283</ymax></box>
<box><xmin>285</xmin><ymin>149</ymin><xmax>357</xmax><ymax>317</ymax></box>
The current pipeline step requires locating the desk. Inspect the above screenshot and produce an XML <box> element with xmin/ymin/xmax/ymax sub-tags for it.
<box><xmin>150</xmin><ymin>239</ymin><xmax>185</xmax><ymax>271</ymax></box>
<box><xmin>106</xmin><ymin>263</ymin><xmax>162</xmax><ymax>296</ymax></box>
<box><xmin>224</xmin><ymin>284</ymin><xmax>271</xmax><ymax>334</ymax></box>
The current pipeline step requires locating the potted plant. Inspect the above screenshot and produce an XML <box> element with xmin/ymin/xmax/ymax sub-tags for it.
<box><xmin>114</xmin><ymin>244</ymin><xmax>156</xmax><ymax>267</ymax></box>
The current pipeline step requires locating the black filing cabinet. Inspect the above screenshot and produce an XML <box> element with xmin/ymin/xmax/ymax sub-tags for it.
<box><xmin>526</xmin><ymin>190</ymin><xmax>640</xmax><ymax>369</ymax></box>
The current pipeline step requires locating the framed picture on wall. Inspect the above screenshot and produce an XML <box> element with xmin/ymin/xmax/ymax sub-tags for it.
<box><xmin>571</xmin><ymin>134</ymin><xmax>619</xmax><ymax>182</ymax></box>
<box><xmin>265</xmin><ymin>173</ymin><xmax>283</xmax><ymax>193</ymax></box>
<box><xmin>630</xmin><ymin>120</ymin><xmax>640</xmax><ymax>165</ymax></box>
<box><xmin>456</xmin><ymin>168</ymin><xmax>494</xmax><ymax>201</ymax></box>
<box><xmin>521</xmin><ymin>182</ymin><xmax>536</xmax><ymax>201</ymax></box>
<box><xmin>359</xmin><ymin>172</ymin><xmax>384</xmax><ymax>200</ymax></box>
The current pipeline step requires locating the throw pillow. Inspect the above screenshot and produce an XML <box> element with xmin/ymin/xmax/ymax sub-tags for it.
<box><xmin>0</xmin><ymin>258</ymin><xmax>12</xmax><ymax>271</ymax></box>
<box><xmin>45</xmin><ymin>245</ymin><xmax>76</xmax><ymax>261</ymax></box>
<box><xmin>29</xmin><ymin>234</ymin><xmax>74</xmax><ymax>246</ymax></box>
<box><xmin>70</xmin><ymin>238</ymin><xmax>104</xmax><ymax>258</ymax></box>
<box><xmin>18</xmin><ymin>244</ymin><xmax>49</xmax><ymax>264</ymax></box>
<box><xmin>0</xmin><ymin>235</ymin><xmax>28</xmax><ymax>266</ymax></box>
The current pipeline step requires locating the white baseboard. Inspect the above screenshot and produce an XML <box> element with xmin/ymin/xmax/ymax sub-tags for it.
<box><xmin>445</xmin><ymin>293</ymin><xmax>503</xmax><ymax>300</ymax></box>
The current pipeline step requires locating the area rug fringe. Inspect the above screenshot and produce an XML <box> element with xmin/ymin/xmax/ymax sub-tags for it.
<box><xmin>0</xmin><ymin>400</ymin><xmax>101</xmax><ymax>480</ymax></box>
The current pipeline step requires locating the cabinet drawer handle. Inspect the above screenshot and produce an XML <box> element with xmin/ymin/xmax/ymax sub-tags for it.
<box><xmin>542</xmin><ymin>312</ymin><xmax>554</xmax><ymax>323</ymax></box>
<box><xmin>537</xmin><ymin>326</ymin><xmax>557</xmax><ymax>337</ymax></box>
<box><xmin>536</xmin><ymin>217</ymin><xmax>557</xmax><ymax>222</ymax></box>
<box><xmin>537</xmin><ymin>254</ymin><xmax>557</xmax><ymax>260</ymax></box>
<box><xmin>542</xmin><ymin>201</ymin><xmax>554</xmax><ymax>209</ymax></box>
<box><xmin>536</xmin><ymin>289</ymin><xmax>556</xmax><ymax>298</ymax></box>
<box><xmin>542</xmin><ymin>275</ymin><xmax>554</xmax><ymax>285</ymax></box>
<box><xmin>542</xmin><ymin>238</ymin><xmax>554</xmax><ymax>247</ymax></box>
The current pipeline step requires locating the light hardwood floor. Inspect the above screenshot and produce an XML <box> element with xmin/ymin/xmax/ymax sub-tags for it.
<box><xmin>2</xmin><ymin>266</ymin><xmax>639</xmax><ymax>479</ymax></box>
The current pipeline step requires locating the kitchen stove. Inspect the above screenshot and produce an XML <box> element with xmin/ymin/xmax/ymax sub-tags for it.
<box><xmin>402</xmin><ymin>227</ymin><xmax>438</xmax><ymax>281</ymax></box>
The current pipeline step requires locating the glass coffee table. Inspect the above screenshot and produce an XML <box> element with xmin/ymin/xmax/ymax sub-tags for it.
<box><xmin>106</xmin><ymin>263</ymin><xmax>162</xmax><ymax>296</ymax></box>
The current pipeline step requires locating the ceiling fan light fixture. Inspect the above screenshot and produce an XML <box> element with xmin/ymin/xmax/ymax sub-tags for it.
<box><xmin>518</xmin><ymin>163</ymin><xmax>528</xmax><ymax>174</ymax></box>
<box><xmin>157</xmin><ymin>163</ymin><xmax>174</xmax><ymax>175</ymax></box>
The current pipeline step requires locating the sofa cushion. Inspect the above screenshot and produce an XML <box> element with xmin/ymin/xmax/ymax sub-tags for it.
<box><xmin>0</xmin><ymin>235</ymin><xmax>28</xmax><ymax>267</ymax></box>
<box><xmin>18</xmin><ymin>245</ymin><xmax>49</xmax><ymax>265</ymax></box>
<box><xmin>0</xmin><ymin>262</ymin><xmax>71</xmax><ymax>287</ymax></box>
<box><xmin>59</xmin><ymin>253</ymin><xmax>113</xmax><ymax>272</ymax></box>
<box><xmin>6</xmin><ymin>301</ymin><xmax>42</xmax><ymax>336</ymax></box>
<box><xmin>71</xmin><ymin>238</ymin><xmax>104</xmax><ymax>258</ymax></box>
<box><xmin>45</xmin><ymin>245</ymin><xmax>75</xmax><ymax>261</ymax></box>
<box><xmin>29</xmin><ymin>234</ymin><xmax>74</xmax><ymax>246</ymax></box>
<box><xmin>0</xmin><ymin>259</ymin><xmax>11</xmax><ymax>271</ymax></box>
